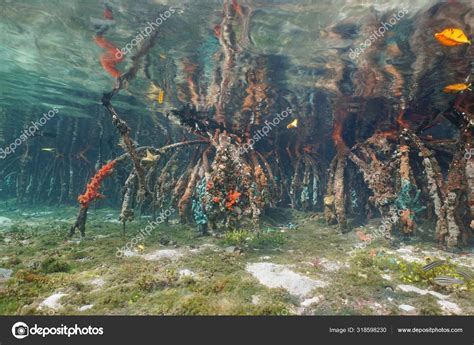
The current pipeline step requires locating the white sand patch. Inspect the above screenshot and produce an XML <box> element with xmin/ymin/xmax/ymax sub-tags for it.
<box><xmin>246</xmin><ymin>262</ymin><xmax>328</xmax><ymax>299</ymax></box>
<box><xmin>104</xmin><ymin>219</ymin><xmax>121</xmax><ymax>224</ymax></box>
<box><xmin>89</xmin><ymin>278</ymin><xmax>105</xmax><ymax>288</ymax></box>
<box><xmin>39</xmin><ymin>293</ymin><xmax>67</xmax><ymax>311</ymax></box>
<box><xmin>421</xmin><ymin>249</ymin><xmax>474</xmax><ymax>269</ymax></box>
<box><xmin>319</xmin><ymin>258</ymin><xmax>342</xmax><ymax>272</ymax></box>
<box><xmin>95</xmin><ymin>234</ymin><xmax>110</xmax><ymax>239</ymax></box>
<box><xmin>188</xmin><ymin>243</ymin><xmax>218</xmax><ymax>254</ymax></box>
<box><xmin>0</xmin><ymin>217</ymin><xmax>13</xmax><ymax>227</ymax></box>
<box><xmin>67</xmin><ymin>239</ymin><xmax>82</xmax><ymax>245</ymax></box>
<box><xmin>399</xmin><ymin>304</ymin><xmax>416</xmax><ymax>313</ymax></box>
<box><xmin>0</xmin><ymin>268</ymin><xmax>13</xmax><ymax>279</ymax></box>
<box><xmin>123</xmin><ymin>248</ymin><xmax>185</xmax><ymax>261</ymax></box>
<box><xmin>79</xmin><ymin>304</ymin><xmax>94</xmax><ymax>311</ymax></box>
<box><xmin>390</xmin><ymin>246</ymin><xmax>474</xmax><ymax>270</ymax></box>
<box><xmin>21</xmin><ymin>211</ymin><xmax>53</xmax><ymax>217</ymax></box>
<box><xmin>300</xmin><ymin>296</ymin><xmax>321</xmax><ymax>307</ymax></box>
<box><xmin>178</xmin><ymin>269</ymin><xmax>195</xmax><ymax>278</ymax></box>
<box><xmin>396</xmin><ymin>247</ymin><xmax>423</xmax><ymax>263</ymax></box>
<box><xmin>451</xmin><ymin>257</ymin><xmax>474</xmax><ymax>269</ymax></box>
<box><xmin>122</xmin><ymin>249</ymin><xmax>139</xmax><ymax>257</ymax></box>
<box><xmin>37</xmin><ymin>211</ymin><xmax>53</xmax><ymax>216</ymax></box>
<box><xmin>144</xmin><ymin>249</ymin><xmax>184</xmax><ymax>261</ymax></box>
<box><xmin>370</xmin><ymin>302</ymin><xmax>384</xmax><ymax>313</ymax></box>
<box><xmin>251</xmin><ymin>295</ymin><xmax>261</xmax><ymax>305</ymax></box>
<box><xmin>437</xmin><ymin>300</ymin><xmax>462</xmax><ymax>315</ymax></box>
<box><xmin>397</xmin><ymin>284</ymin><xmax>448</xmax><ymax>300</ymax></box>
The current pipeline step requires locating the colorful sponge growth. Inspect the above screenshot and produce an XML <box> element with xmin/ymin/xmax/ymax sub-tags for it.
<box><xmin>78</xmin><ymin>160</ymin><xmax>117</xmax><ymax>209</ymax></box>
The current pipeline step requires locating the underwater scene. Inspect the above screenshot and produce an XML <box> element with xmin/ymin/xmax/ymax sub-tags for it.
<box><xmin>0</xmin><ymin>0</ymin><xmax>473</xmax><ymax>317</ymax></box>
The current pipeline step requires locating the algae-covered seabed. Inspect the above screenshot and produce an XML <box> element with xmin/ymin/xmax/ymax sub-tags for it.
<box><xmin>0</xmin><ymin>204</ymin><xmax>473</xmax><ymax>316</ymax></box>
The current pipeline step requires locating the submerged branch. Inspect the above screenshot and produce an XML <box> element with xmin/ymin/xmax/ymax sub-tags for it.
<box><xmin>114</xmin><ymin>140</ymin><xmax>210</xmax><ymax>163</ymax></box>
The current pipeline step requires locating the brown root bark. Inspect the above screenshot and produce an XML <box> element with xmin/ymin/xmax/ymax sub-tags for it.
<box><xmin>178</xmin><ymin>158</ymin><xmax>202</xmax><ymax>222</ymax></box>
<box><xmin>324</xmin><ymin>158</ymin><xmax>338</xmax><ymax>225</ymax></box>
<box><xmin>405</xmin><ymin>129</ymin><xmax>448</xmax><ymax>241</ymax></box>
<box><xmin>119</xmin><ymin>170</ymin><xmax>137</xmax><ymax>233</ymax></box>
<box><xmin>334</xmin><ymin>155</ymin><xmax>347</xmax><ymax>232</ymax></box>
<box><xmin>69</xmin><ymin>207</ymin><xmax>88</xmax><ymax>238</ymax></box>
<box><xmin>444</xmin><ymin>139</ymin><xmax>469</xmax><ymax>247</ymax></box>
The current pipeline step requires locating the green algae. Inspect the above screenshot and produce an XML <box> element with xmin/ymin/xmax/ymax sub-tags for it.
<box><xmin>0</xmin><ymin>205</ymin><xmax>472</xmax><ymax>316</ymax></box>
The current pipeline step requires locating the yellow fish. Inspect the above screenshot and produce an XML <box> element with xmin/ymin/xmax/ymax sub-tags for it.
<box><xmin>157</xmin><ymin>89</ymin><xmax>164</xmax><ymax>104</ymax></box>
<box><xmin>41</xmin><ymin>148</ymin><xmax>55</xmax><ymax>152</ymax></box>
<box><xmin>443</xmin><ymin>82</ymin><xmax>471</xmax><ymax>93</ymax></box>
<box><xmin>434</xmin><ymin>28</ymin><xmax>471</xmax><ymax>46</ymax></box>
<box><xmin>137</xmin><ymin>244</ymin><xmax>145</xmax><ymax>253</ymax></box>
<box><xmin>146</xmin><ymin>82</ymin><xmax>164</xmax><ymax>104</ymax></box>
<box><xmin>287</xmin><ymin>119</ymin><xmax>298</xmax><ymax>129</ymax></box>
<box><xmin>141</xmin><ymin>149</ymin><xmax>160</xmax><ymax>162</ymax></box>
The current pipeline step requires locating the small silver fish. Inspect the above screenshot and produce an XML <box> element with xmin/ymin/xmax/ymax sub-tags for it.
<box><xmin>41</xmin><ymin>148</ymin><xmax>55</xmax><ymax>153</ymax></box>
<box><xmin>455</xmin><ymin>268</ymin><xmax>473</xmax><ymax>281</ymax></box>
<box><xmin>433</xmin><ymin>276</ymin><xmax>464</xmax><ymax>286</ymax></box>
<box><xmin>422</xmin><ymin>260</ymin><xmax>444</xmax><ymax>272</ymax></box>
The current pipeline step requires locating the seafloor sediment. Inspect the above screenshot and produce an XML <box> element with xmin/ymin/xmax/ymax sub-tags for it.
<box><xmin>0</xmin><ymin>205</ymin><xmax>472</xmax><ymax>316</ymax></box>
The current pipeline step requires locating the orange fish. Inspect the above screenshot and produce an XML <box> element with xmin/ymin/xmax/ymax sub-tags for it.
<box><xmin>443</xmin><ymin>82</ymin><xmax>471</xmax><ymax>93</ymax></box>
<box><xmin>434</xmin><ymin>28</ymin><xmax>471</xmax><ymax>46</ymax></box>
